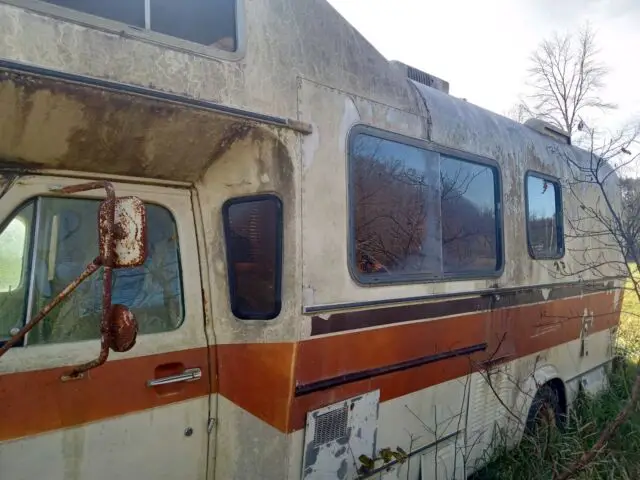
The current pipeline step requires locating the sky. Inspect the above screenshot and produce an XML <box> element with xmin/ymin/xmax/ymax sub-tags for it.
<box><xmin>326</xmin><ymin>0</ymin><xmax>640</xmax><ymax>133</ymax></box>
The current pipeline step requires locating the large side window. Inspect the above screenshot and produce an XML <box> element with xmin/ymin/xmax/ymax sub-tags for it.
<box><xmin>223</xmin><ymin>195</ymin><xmax>283</xmax><ymax>320</ymax></box>
<box><xmin>350</xmin><ymin>131</ymin><xmax>502</xmax><ymax>282</ymax></box>
<box><xmin>526</xmin><ymin>173</ymin><xmax>564</xmax><ymax>259</ymax></box>
<box><xmin>0</xmin><ymin>197</ymin><xmax>184</xmax><ymax>345</ymax></box>
<box><xmin>39</xmin><ymin>0</ymin><xmax>238</xmax><ymax>52</ymax></box>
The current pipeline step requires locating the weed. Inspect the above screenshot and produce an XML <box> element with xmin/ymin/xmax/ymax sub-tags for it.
<box><xmin>477</xmin><ymin>270</ymin><xmax>640</xmax><ymax>479</ymax></box>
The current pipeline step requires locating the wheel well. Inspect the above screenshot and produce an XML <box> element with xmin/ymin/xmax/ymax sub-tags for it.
<box><xmin>545</xmin><ymin>378</ymin><xmax>567</xmax><ymax>416</ymax></box>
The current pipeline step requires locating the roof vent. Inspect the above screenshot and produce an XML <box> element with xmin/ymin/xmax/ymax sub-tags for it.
<box><xmin>390</xmin><ymin>61</ymin><xmax>449</xmax><ymax>93</ymax></box>
<box><xmin>524</xmin><ymin>118</ymin><xmax>571</xmax><ymax>145</ymax></box>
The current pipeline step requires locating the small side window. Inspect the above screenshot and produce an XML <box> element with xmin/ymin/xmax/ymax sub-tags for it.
<box><xmin>223</xmin><ymin>195</ymin><xmax>283</xmax><ymax>320</ymax></box>
<box><xmin>526</xmin><ymin>173</ymin><xmax>564</xmax><ymax>259</ymax></box>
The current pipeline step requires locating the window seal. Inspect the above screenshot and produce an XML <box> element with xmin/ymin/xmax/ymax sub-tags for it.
<box><xmin>2</xmin><ymin>0</ymin><xmax>246</xmax><ymax>62</ymax></box>
<box><xmin>222</xmin><ymin>193</ymin><xmax>283</xmax><ymax>320</ymax></box>
<box><xmin>346</xmin><ymin>124</ymin><xmax>505</xmax><ymax>287</ymax></box>
<box><xmin>524</xmin><ymin>170</ymin><xmax>565</xmax><ymax>260</ymax></box>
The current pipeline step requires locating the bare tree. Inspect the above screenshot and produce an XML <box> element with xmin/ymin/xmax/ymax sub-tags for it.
<box><xmin>511</xmin><ymin>23</ymin><xmax>616</xmax><ymax>137</ymax></box>
<box><xmin>544</xmin><ymin>121</ymin><xmax>640</xmax><ymax>479</ymax></box>
<box><xmin>504</xmin><ymin>102</ymin><xmax>528</xmax><ymax>124</ymax></box>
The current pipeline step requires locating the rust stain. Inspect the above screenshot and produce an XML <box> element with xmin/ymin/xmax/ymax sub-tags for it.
<box><xmin>105</xmin><ymin>196</ymin><xmax>147</xmax><ymax>268</ymax></box>
<box><xmin>107</xmin><ymin>304</ymin><xmax>138</xmax><ymax>353</ymax></box>
<box><xmin>0</xmin><ymin>72</ymin><xmax>281</xmax><ymax>182</ymax></box>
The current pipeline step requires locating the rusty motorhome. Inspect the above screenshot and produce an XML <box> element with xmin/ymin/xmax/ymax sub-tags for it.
<box><xmin>0</xmin><ymin>1</ymin><xmax>623</xmax><ymax>479</ymax></box>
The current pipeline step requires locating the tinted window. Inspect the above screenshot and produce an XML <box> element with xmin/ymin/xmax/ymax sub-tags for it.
<box><xmin>526</xmin><ymin>174</ymin><xmax>564</xmax><ymax>258</ymax></box>
<box><xmin>41</xmin><ymin>0</ymin><xmax>237</xmax><ymax>51</ymax></box>
<box><xmin>223</xmin><ymin>195</ymin><xmax>283</xmax><ymax>320</ymax></box>
<box><xmin>151</xmin><ymin>0</ymin><xmax>237</xmax><ymax>50</ymax></box>
<box><xmin>441</xmin><ymin>156</ymin><xmax>499</xmax><ymax>273</ymax></box>
<box><xmin>350</xmin><ymin>132</ymin><xmax>501</xmax><ymax>281</ymax></box>
<box><xmin>0</xmin><ymin>197</ymin><xmax>184</xmax><ymax>345</ymax></box>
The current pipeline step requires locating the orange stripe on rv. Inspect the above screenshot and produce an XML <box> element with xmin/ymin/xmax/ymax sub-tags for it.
<box><xmin>0</xmin><ymin>347</ymin><xmax>211</xmax><ymax>442</ymax></box>
<box><xmin>0</xmin><ymin>292</ymin><xmax>620</xmax><ymax>440</ymax></box>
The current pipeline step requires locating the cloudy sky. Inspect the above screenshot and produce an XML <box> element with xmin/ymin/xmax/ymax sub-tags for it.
<box><xmin>326</xmin><ymin>0</ymin><xmax>640</xmax><ymax>132</ymax></box>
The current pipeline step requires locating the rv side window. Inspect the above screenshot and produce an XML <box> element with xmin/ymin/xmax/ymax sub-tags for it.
<box><xmin>0</xmin><ymin>197</ymin><xmax>184</xmax><ymax>345</ymax></box>
<box><xmin>526</xmin><ymin>173</ymin><xmax>564</xmax><ymax>259</ymax></box>
<box><xmin>223</xmin><ymin>195</ymin><xmax>283</xmax><ymax>320</ymax></box>
<box><xmin>39</xmin><ymin>0</ymin><xmax>238</xmax><ymax>52</ymax></box>
<box><xmin>350</xmin><ymin>131</ymin><xmax>502</xmax><ymax>282</ymax></box>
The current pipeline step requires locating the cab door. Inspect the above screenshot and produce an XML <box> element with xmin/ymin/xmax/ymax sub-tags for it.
<box><xmin>0</xmin><ymin>175</ymin><xmax>212</xmax><ymax>480</ymax></box>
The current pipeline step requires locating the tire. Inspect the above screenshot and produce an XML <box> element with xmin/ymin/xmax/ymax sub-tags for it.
<box><xmin>525</xmin><ymin>384</ymin><xmax>564</xmax><ymax>437</ymax></box>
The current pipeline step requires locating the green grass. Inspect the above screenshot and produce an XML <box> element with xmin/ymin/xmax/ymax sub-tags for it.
<box><xmin>476</xmin><ymin>266</ymin><xmax>640</xmax><ymax>479</ymax></box>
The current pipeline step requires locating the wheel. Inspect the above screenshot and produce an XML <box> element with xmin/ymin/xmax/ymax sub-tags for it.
<box><xmin>525</xmin><ymin>384</ymin><xmax>564</xmax><ymax>437</ymax></box>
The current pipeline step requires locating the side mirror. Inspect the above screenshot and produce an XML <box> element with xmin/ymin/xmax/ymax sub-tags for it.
<box><xmin>99</xmin><ymin>196</ymin><xmax>147</xmax><ymax>268</ymax></box>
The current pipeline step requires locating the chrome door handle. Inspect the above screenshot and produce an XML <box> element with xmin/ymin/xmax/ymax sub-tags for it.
<box><xmin>147</xmin><ymin>367</ymin><xmax>202</xmax><ymax>387</ymax></box>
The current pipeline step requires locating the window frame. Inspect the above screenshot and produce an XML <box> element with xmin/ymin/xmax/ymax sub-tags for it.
<box><xmin>222</xmin><ymin>193</ymin><xmax>284</xmax><ymax>321</ymax></box>
<box><xmin>524</xmin><ymin>170</ymin><xmax>565</xmax><ymax>260</ymax></box>
<box><xmin>3</xmin><ymin>0</ymin><xmax>246</xmax><ymax>61</ymax></box>
<box><xmin>347</xmin><ymin>124</ymin><xmax>505</xmax><ymax>286</ymax></box>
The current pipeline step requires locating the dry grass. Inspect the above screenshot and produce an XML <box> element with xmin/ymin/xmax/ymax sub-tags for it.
<box><xmin>476</xmin><ymin>266</ymin><xmax>640</xmax><ymax>479</ymax></box>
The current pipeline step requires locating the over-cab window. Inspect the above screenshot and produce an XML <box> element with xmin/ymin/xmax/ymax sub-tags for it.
<box><xmin>349</xmin><ymin>130</ymin><xmax>502</xmax><ymax>283</ymax></box>
<box><xmin>39</xmin><ymin>0</ymin><xmax>238</xmax><ymax>52</ymax></box>
<box><xmin>223</xmin><ymin>195</ymin><xmax>283</xmax><ymax>320</ymax></box>
<box><xmin>0</xmin><ymin>197</ymin><xmax>183</xmax><ymax>345</ymax></box>
<box><xmin>526</xmin><ymin>173</ymin><xmax>564</xmax><ymax>259</ymax></box>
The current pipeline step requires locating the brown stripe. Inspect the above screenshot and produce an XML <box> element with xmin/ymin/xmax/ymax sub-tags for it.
<box><xmin>292</xmin><ymin>292</ymin><xmax>619</xmax><ymax>431</ymax></box>
<box><xmin>0</xmin><ymin>347</ymin><xmax>211</xmax><ymax>442</ymax></box>
<box><xmin>0</xmin><ymin>292</ymin><xmax>621</xmax><ymax>440</ymax></box>
<box><xmin>311</xmin><ymin>280</ymin><xmax>618</xmax><ymax>335</ymax></box>
<box><xmin>215</xmin><ymin>342</ymin><xmax>296</xmax><ymax>433</ymax></box>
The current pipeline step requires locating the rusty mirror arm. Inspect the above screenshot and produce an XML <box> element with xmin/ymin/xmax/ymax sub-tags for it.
<box><xmin>0</xmin><ymin>181</ymin><xmax>147</xmax><ymax>379</ymax></box>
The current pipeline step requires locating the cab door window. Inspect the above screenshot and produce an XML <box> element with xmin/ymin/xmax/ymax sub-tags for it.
<box><xmin>0</xmin><ymin>196</ymin><xmax>184</xmax><ymax>345</ymax></box>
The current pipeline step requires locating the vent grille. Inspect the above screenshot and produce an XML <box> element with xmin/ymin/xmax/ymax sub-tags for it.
<box><xmin>313</xmin><ymin>405</ymin><xmax>349</xmax><ymax>446</ymax></box>
<box><xmin>407</xmin><ymin>66</ymin><xmax>432</xmax><ymax>86</ymax></box>
<box><xmin>391</xmin><ymin>60</ymin><xmax>449</xmax><ymax>93</ymax></box>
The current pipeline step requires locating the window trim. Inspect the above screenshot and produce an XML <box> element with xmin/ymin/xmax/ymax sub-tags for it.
<box><xmin>524</xmin><ymin>170</ymin><xmax>565</xmax><ymax>260</ymax></box>
<box><xmin>346</xmin><ymin>124</ymin><xmax>505</xmax><ymax>286</ymax></box>
<box><xmin>2</xmin><ymin>0</ymin><xmax>246</xmax><ymax>61</ymax></box>
<box><xmin>222</xmin><ymin>193</ymin><xmax>284</xmax><ymax>320</ymax></box>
